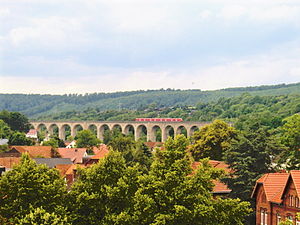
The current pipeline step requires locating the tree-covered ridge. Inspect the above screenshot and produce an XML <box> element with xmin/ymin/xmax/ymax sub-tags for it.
<box><xmin>1</xmin><ymin>82</ymin><xmax>300</xmax><ymax>118</ymax></box>
<box><xmin>36</xmin><ymin>93</ymin><xmax>300</xmax><ymax>126</ymax></box>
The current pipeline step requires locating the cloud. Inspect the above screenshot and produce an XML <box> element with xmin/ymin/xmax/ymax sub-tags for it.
<box><xmin>0</xmin><ymin>0</ymin><xmax>300</xmax><ymax>94</ymax></box>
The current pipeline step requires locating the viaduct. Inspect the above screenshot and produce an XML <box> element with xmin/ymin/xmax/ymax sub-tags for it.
<box><xmin>30</xmin><ymin>121</ymin><xmax>211</xmax><ymax>142</ymax></box>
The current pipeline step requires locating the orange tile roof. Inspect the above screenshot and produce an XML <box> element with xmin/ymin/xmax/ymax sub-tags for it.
<box><xmin>290</xmin><ymin>170</ymin><xmax>300</xmax><ymax>197</ymax></box>
<box><xmin>144</xmin><ymin>142</ymin><xmax>163</xmax><ymax>149</ymax></box>
<box><xmin>65</xmin><ymin>164</ymin><xmax>85</xmax><ymax>175</ymax></box>
<box><xmin>191</xmin><ymin>160</ymin><xmax>231</xmax><ymax>194</ymax></box>
<box><xmin>252</xmin><ymin>172</ymin><xmax>290</xmax><ymax>204</ymax></box>
<box><xmin>57</xmin><ymin>148</ymin><xmax>87</xmax><ymax>164</ymax></box>
<box><xmin>0</xmin><ymin>157</ymin><xmax>21</xmax><ymax>169</ymax></box>
<box><xmin>55</xmin><ymin>164</ymin><xmax>72</xmax><ymax>177</ymax></box>
<box><xmin>91</xmin><ymin>145</ymin><xmax>109</xmax><ymax>159</ymax></box>
<box><xmin>10</xmin><ymin>146</ymin><xmax>53</xmax><ymax>158</ymax></box>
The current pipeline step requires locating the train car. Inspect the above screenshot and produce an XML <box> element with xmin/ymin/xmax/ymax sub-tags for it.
<box><xmin>135</xmin><ymin>118</ymin><xmax>183</xmax><ymax>122</ymax></box>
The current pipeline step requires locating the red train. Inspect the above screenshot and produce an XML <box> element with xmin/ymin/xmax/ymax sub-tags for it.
<box><xmin>135</xmin><ymin>118</ymin><xmax>183</xmax><ymax>122</ymax></box>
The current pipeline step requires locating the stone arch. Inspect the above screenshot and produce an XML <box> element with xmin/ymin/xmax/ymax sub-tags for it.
<box><xmin>135</xmin><ymin>124</ymin><xmax>147</xmax><ymax>141</ymax></box>
<box><xmin>37</xmin><ymin>123</ymin><xmax>47</xmax><ymax>133</ymax></box>
<box><xmin>112</xmin><ymin>124</ymin><xmax>122</xmax><ymax>132</ymax></box>
<box><xmin>189</xmin><ymin>125</ymin><xmax>199</xmax><ymax>137</ymax></box>
<box><xmin>60</xmin><ymin>124</ymin><xmax>71</xmax><ymax>141</ymax></box>
<box><xmin>88</xmin><ymin>124</ymin><xmax>97</xmax><ymax>136</ymax></box>
<box><xmin>48</xmin><ymin>124</ymin><xmax>59</xmax><ymax>137</ymax></box>
<box><xmin>72</xmin><ymin>124</ymin><xmax>83</xmax><ymax>137</ymax></box>
<box><xmin>176</xmin><ymin>125</ymin><xmax>187</xmax><ymax>137</ymax></box>
<box><xmin>124</xmin><ymin>124</ymin><xmax>135</xmax><ymax>136</ymax></box>
<box><xmin>99</xmin><ymin>124</ymin><xmax>110</xmax><ymax>141</ymax></box>
<box><xmin>163</xmin><ymin>125</ymin><xmax>175</xmax><ymax>142</ymax></box>
<box><xmin>150</xmin><ymin>125</ymin><xmax>162</xmax><ymax>142</ymax></box>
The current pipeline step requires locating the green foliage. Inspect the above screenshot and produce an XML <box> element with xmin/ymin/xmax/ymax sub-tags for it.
<box><xmin>8</xmin><ymin>131</ymin><xmax>34</xmax><ymax>146</ymax></box>
<box><xmin>0</xmin><ymin>144</ymin><xmax>9</xmax><ymax>153</ymax></box>
<box><xmin>68</xmin><ymin>151</ymin><xmax>141</xmax><ymax>225</ymax></box>
<box><xmin>222</xmin><ymin>128</ymin><xmax>284</xmax><ymax>202</ymax></box>
<box><xmin>277</xmin><ymin>114</ymin><xmax>300</xmax><ymax>170</ymax></box>
<box><xmin>42</xmin><ymin>136</ymin><xmax>66</xmax><ymax>148</ymax></box>
<box><xmin>107</xmin><ymin>133</ymin><xmax>153</xmax><ymax>169</ymax></box>
<box><xmin>1</xmin><ymin>83</ymin><xmax>300</xmax><ymax>118</ymax></box>
<box><xmin>75</xmin><ymin>129</ymin><xmax>101</xmax><ymax>150</ymax></box>
<box><xmin>17</xmin><ymin>207</ymin><xmax>70</xmax><ymax>225</ymax></box>
<box><xmin>43</xmin><ymin>138</ymin><xmax>59</xmax><ymax>148</ymax></box>
<box><xmin>130</xmin><ymin>135</ymin><xmax>251</xmax><ymax>225</ymax></box>
<box><xmin>0</xmin><ymin>119</ymin><xmax>11</xmax><ymax>139</ymax></box>
<box><xmin>190</xmin><ymin>120</ymin><xmax>237</xmax><ymax>161</ymax></box>
<box><xmin>0</xmin><ymin>154</ymin><xmax>67</xmax><ymax>222</ymax></box>
<box><xmin>279</xmin><ymin>219</ymin><xmax>293</xmax><ymax>225</ymax></box>
<box><xmin>281</xmin><ymin>114</ymin><xmax>300</xmax><ymax>150</ymax></box>
<box><xmin>0</xmin><ymin>110</ymin><xmax>31</xmax><ymax>132</ymax></box>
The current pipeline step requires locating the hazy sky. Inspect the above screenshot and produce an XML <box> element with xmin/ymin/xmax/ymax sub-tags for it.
<box><xmin>1</xmin><ymin>0</ymin><xmax>300</xmax><ymax>94</ymax></box>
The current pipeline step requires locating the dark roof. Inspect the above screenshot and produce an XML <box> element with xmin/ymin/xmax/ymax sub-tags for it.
<box><xmin>33</xmin><ymin>158</ymin><xmax>72</xmax><ymax>168</ymax></box>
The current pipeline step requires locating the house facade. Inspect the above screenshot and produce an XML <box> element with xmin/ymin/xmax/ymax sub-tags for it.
<box><xmin>252</xmin><ymin>171</ymin><xmax>300</xmax><ymax>225</ymax></box>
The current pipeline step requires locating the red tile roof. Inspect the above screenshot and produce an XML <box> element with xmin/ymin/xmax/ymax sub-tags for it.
<box><xmin>192</xmin><ymin>160</ymin><xmax>231</xmax><ymax>194</ymax></box>
<box><xmin>290</xmin><ymin>170</ymin><xmax>300</xmax><ymax>197</ymax></box>
<box><xmin>91</xmin><ymin>145</ymin><xmax>109</xmax><ymax>159</ymax></box>
<box><xmin>10</xmin><ymin>146</ymin><xmax>53</xmax><ymax>158</ymax></box>
<box><xmin>55</xmin><ymin>164</ymin><xmax>72</xmax><ymax>177</ymax></box>
<box><xmin>0</xmin><ymin>157</ymin><xmax>21</xmax><ymax>169</ymax></box>
<box><xmin>57</xmin><ymin>148</ymin><xmax>87</xmax><ymax>164</ymax></box>
<box><xmin>144</xmin><ymin>142</ymin><xmax>163</xmax><ymax>149</ymax></box>
<box><xmin>26</xmin><ymin>129</ymin><xmax>37</xmax><ymax>135</ymax></box>
<box><xmin>252</xmin><ymin>172</ymin><xmax>290</xmax><ymax>204</ymax></box>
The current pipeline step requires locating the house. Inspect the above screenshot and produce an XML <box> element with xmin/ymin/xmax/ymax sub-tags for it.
<box><xmin>26</xmin><ymin>129</ymin><xmax>38</xmax><ymax>140</ymax></box>
<box><xmin>34</xmin><ymin>158</ymin><xmax>73</xmax><ymax>168</ymax></box>
<box><xmin>0</xmin><ymin>157</ymin><xmax>21</xmax><ymax>173</ymax></box>
<box><xmin>144</xmin><ymin>142</ymin><xmax>163</xmax><ymax>151</ymax></box>
<box><xmin>56</xmin><ymin>164</ymin><xmax>85</xmax><ymax>186</ymax></box>
<box><xmin>57</xmin><ymin>148</ymin><xmax>87</xmax><ymax>164</ymax></box>
<box><xmin>192</xmin><ymin>160</ymin><xmax>232</xmax><ymax>196</ymax></box>
<box><xmin>84</xmin><ymin>145</ymin><xmax>109</xmax><ymax>165</ymax></box>
<box><xmin>7</xmin><ymin>146</ymin><xmax>53</xmax><ymax>158</ymax></box>
<box><xmin>0</xmin><ymin>139</ymin><xmax>9</xmax><ymax>145</ymax></box>
<box><xmin>252</xmin><ymin>171</ymin><xmax>300</xmax><ymax>225</ymax></box>
<box><xmin>65</xmin><ymin>140</ymin><xmax>76</xmax><ymax>148</ymax></box>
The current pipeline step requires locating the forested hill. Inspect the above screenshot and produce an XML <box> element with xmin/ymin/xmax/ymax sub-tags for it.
<box><xmin>1</xmin><ymin>82</ymin><xmax>300</xmax><ymax>118</ymax></box>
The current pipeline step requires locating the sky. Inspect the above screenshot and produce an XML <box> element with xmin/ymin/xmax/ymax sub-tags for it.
<box><xmin>0</xmin><ymin>0</ymin><xmax>300</xmax><ymax>94</ymax></box>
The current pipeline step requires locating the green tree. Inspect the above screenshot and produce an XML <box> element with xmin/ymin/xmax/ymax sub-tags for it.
<box><xmin>222</xmin><ymin>128</ymin><xmax>283</xmax><ymax>201</ymax></box>
<box><xmin>0</xmin><ymin>110</ymin><xmax>31</xmax><ymax>132</ymax></box>
<box><xmin>68</xmin><ymin>151</ymin><xmax>140</xmax><ymax>225</ymax></box>
<box><xmin>17</xmin><ymin>207</ymin><xmax>70</xmax><ymax>225</ymax></box>
<box><xmin>8</xmin><ymin>131</ymin><xmax>34</xmax><ymax>146</ymax></box>
<box><xmin>75</xmin><ymin>129</ymin><xmax>101</xmax><ymax>150</ymax></box>
<box><xmin>274</xmin><ymin>114</ymin><xmax>300</xmax><ymax>170</ymax></box>
<box><xmin>43</xmin><ymin>138</ymin><xmax>59</xmax><ymax>148</ymax></box>
<box><xmin>0</xmin><ymin>154</ymin><xmax>67</xmax><ymax>222</ymax></box>
<box><xmin>281</xmin><ymin>114</ymin><xmax>300</xmax><ymax>150</ymax></box>
<box><xmin>42</xmin><ymin>136</ymin><xmax>65</xmax><ymax>148</ymax></box>
<box><xmin>131</xmin><ymin>135</ymin><xmax>251</xmax><ymax>225</ymax></box>
<box><xmin>222</xmin><ymin>128</ymin><xmax>284</xmax><ymax>224</ymax></box>
<box><xmin>190</xmin><ymin>120</ymin><xmax>237</xmax><ymax>161</ymax></box>
<box><xmin>0</xmin><ymin>119</ymin><xmax>11</xmax><ymax>139</ymax></box>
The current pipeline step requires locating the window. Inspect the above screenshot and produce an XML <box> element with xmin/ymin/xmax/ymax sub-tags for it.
<box><xmin>277</xmin><ymin>214</ymin><xmax>281</xmax><ymax>225</ymax></box>
<box><xmin>261</xmin><ymin>209</ymin><xmax>268</xmax><ymax>225</ymax></box>
<box><xmin>287</xmin><ymin>215</ymin><xmax>293</xmax><ymax>223</ymax></box>
<box><xmin>295</xmin><ymin>196</ymin><xmax>299</xmax><ymax>208</ymax></box>
<box><xmin>291</xmin><ymin>196</ymin><xmax>294</xmax><ymax>207</ymax></box>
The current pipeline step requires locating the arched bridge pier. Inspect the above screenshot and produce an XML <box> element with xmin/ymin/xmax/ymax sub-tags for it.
<box><xmin>30</xmin><ymin>121</ymin><xmax>211</xmax><ymax>142</ymax></box>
